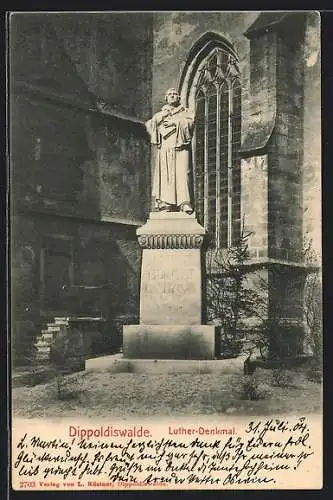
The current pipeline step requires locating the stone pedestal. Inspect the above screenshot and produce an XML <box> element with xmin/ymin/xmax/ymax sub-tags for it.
<box><xmin>123</xmin><ymin>212</ymin><xmax>216</xmax><ymax>359</ymax></box>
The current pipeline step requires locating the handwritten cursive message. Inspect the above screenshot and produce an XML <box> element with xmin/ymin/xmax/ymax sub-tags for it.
<box><xmin>11</xmin><ymin>416</ymin><xmax>319</xmax><ymax>490</ymax></box>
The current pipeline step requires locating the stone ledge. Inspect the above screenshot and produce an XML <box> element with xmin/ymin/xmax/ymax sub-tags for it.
<box><xmin>14</xmin><ymin>80</ymin><xmax>147</xmax><ymax>130</ymax></box>
<box><xmin>15</xmin><ymin>201</ymin><xmax>144</xmax><ymax>227</ymax></box>
<box><xmin>240</xmin><ymin>116</ymin><xmax>275</xmax><ymax>156</ymax></box>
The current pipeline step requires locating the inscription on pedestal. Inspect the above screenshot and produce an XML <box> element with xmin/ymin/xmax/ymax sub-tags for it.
<box><xmin>140</xmin><ymin>249</ymin><xmax>202</xmax><ymax>325</ymax></box>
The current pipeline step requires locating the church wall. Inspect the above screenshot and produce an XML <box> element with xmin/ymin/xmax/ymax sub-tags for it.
<box><xmin>151</xmin><ymin>12</ymin><xmax>320</xmax><ymax>264</ymax></box>
<box><xmin>10</xmin><ymin>13</ymin><xmax>152</xmax><ymax>221</ymax></box>
<box><xmin>151</xmin><ymin>12</ymin><xmax>257</xmax><ymax>129</ymax></box>
<box><xmin>268</xmin><ymin>15</ymin><xmax>306</xmax><ymax>262</ymax></box>
<box><xmin>302</xmin><ymin>12</ymin><xmax>321</xmax><ymax>258</ymax></box>
<box><xmin>10</xmin><ymin>13</ymin><xmax>153</xmax><ymax>363</ymax></box>
<box><xmin>150</xmin><ymin>12</ymin><xmax>321</xmax><ymax>358</ymax></box>
<box><xmin>11</xmin><ymin>211</ymin><xmax>141</xmax><ymax>363</ymax></box>
<box><xmin>151</xmin><ymin>12</ymin><xmax>265</xmax><ymax>257</ymax></box>
<box><xmin>10</xmin><ymin>12</ymin><xmax>321</xmax><ymax>363</ymax></box>
<box><xmin>241</xmin><ymin>155</ymin><xmax>268</xmax><ymax>259</ymax></box>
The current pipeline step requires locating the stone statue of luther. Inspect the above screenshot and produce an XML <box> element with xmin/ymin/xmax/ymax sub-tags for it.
<box><xmin>145</xmin><ymin>88</ymin><xmax>195</xmax><ymax>214</ymax></box>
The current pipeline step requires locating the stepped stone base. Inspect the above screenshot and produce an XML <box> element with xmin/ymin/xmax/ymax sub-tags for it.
<box><xmin>85</xmin><ymin>355</ymin><xmax>244</xmax><ymax>373</ymax></box>
<box><xmin>123</xmin><ymin>324</ymin><xmax>217</xmax><ymax>359</ymax></box>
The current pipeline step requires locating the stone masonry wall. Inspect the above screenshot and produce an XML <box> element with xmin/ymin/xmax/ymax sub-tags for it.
<box><xmin>151</xmin><ymin>12</ymin><xmax>258</xmax><ymax>132</ymax></box>
<box><xmin>11</xmin><ymin>13</ymin><xmax>152</xmax><ymax>222</ymax></box>
<box><xmin>302</xmin><ymin>12</ymin><xmax>321</xmax><ymax>258</ymax></box>
<box><xmin>241</xmin><ymin>155</ymin><xmax>268</xmax><ymax>259</ymax></box>
<box><xmin>268</xmin><ymin>14</ymin><xmax>306</xmax><ymax>262</ymax></box>
<box><xmin>10</xmin><ymin>13</ymin><xmax>153</xmax><ymax>362</ymax></box>
<box><xmin>11</xmin><ymin>212</ymin><xmax>141</xmax><ymax>363</ymax></box>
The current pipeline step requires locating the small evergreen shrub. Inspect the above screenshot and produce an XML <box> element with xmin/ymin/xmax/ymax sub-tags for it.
<box><xmin>238</xmin><ymin>374</ymin><xmax>272</xmax><ymax>401</ymax></box>
<box><xmin>271</xmin><ymin>369</ymin><xmax>296</xmax><ymax>388</ymax></box>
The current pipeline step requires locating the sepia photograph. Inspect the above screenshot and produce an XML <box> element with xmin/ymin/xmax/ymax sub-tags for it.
<box><xmin>9</xmin><ymin>10</ymin><xmax>322</xmax><ymax>490</ymax></box>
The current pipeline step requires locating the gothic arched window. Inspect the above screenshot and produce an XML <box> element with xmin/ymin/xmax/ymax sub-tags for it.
<box><xmin>180</xmin><ymin>37</ymin><xmax>241</xmax><ymax>248</ymax></box>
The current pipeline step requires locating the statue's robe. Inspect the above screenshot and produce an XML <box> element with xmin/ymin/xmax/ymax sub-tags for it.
<box><xmin>146</xmin><ymin>104</ymin><xmax>195</xmax><ymax>209</ymax></box>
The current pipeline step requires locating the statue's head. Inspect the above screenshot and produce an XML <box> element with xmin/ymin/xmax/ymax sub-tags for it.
<box><xmin>165</xmin><ymin>88</ymin><xmax>181</xmax><ymax>106</ymax></box>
